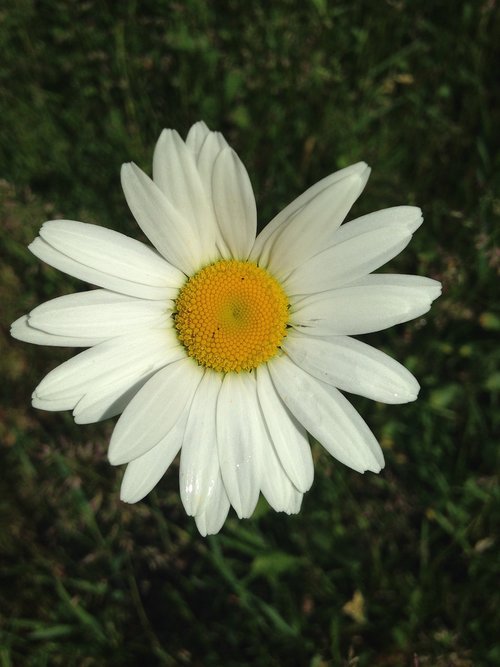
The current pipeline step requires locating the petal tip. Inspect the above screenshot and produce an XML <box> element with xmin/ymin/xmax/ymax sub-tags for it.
<box><xmin>27</xmin><ymin>237</ymin><xmax>42</xmax><ymax>254</ymax></box>
<box><xmin>119</xmin><ymin>484</ymin><xmax>141</xmax><ymax>504</ymax></box>
<box><xmin>194</xmin><ymin>515</ymin><xmax>209</xmax><ymax>536</ymax></box>
<box><xmin>120</xmin><ymin>161</ymin><xmax>137</xmax><ymax>180</ymax></box>
<box><xmin>350</xmin><ymin>161</ymin><xmax>371</xmax><ymax>180</ymax></box>
<box><xmin>108</xmin><ymin>445</ymin><xmax>126</xmax><ymax>466</ymax></box>
<box><xmin>10</xmin><ymin>315</ymin><xmax>26</xmax><ymax>338</ymax></box>
<box><xmin>365</xmin><ymin>454</ymin><xmax>385</xmax><ymax>474</ymax></box>
<box><xmin>397</xmin><ymin>390</ymin><xmax>419</xmax><ymax>404</ymax></box>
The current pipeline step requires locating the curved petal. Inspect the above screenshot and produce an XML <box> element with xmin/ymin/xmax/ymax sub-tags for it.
<box><xmin>283</xmin><ymin>225</ymin><xmax>413</xmax><ymax>296</ymax></box>
<box><xmin>334</xmin><ymin>206</ymin><xmax>423</xmax><ymax>243</ymax></box>
<box><xmin>121</xmin><ymin>162</ymin><xmax>204</xmax><ymax>274</ymax></box>
<box><xmin>196</xmin><ymin>132</ymin><xmax>229</xmax><ymax>186</ymax></box>
<box><xmin>31</xmin><ymin>333</ymin><xmax>182</xmax><ymax>423</ymax></box>
<box><xmin>120</xmin><ymin>412</ymin><xmax>188</xmax><ymax>503</ymax></box>
<box><xmin>283</xmin><ymin>331</ymin><xmax>420</xmax><ymax>404</ymax></box>
<box><xmin>194</xmin><ymin>473</ymin><xmax>230</xmax><ymax>536</ymax></box>
<box><xmin>180</xmin><ymin>370</ymin><xmax>223</xmax><ymax>516</ymax></box>
<box><xmin>260</xmin><ymin>438</ymin><xmax>304</xmax><ymax>514</ymax></box>
<box><xmin>29</xmin><ymin>222</ymin><xmax>183</xmax><ymax>300</ymax></box>
<box><xmin>26</xmin><ymin>289</ymin><xmax>170</xmax><ymax>341</ymax></box>
<box><xmin>251</xmin><ymin>162</ymin><xmax>370</xmax><ymax>267</ymax></box>
<box><xmin>73</xmin><ymin>364</ymin><xmax>167</xmax><ymax>424</ymax></box>
<box><xmin>195</xmin><ymin>131</ymin><xmax>231</xmax><ymax>257</ymax></box>
<box><xmin>219</xmin><ymin>368</ymin><xmax>305</xmax><ymax>514</ymax></box>
<box><xmin>216</xmin><ymin>372</ymin><xmax>262</xmax><ymax>519</ymax></box>
<box><xmin>185</xmin><ymin>121</ymin><xmax>211</xmax><ymax>157</ymax></box>
<box><xmin>108</xmin><ymin>357</ymin><xmax>202</xmax><ymax>465</ymax></box>
<box><xmin>290</xmin><ymin>274</ymin><xmax>442</xmax><ymax>336</ymax></box>
<box><xmin>256</xmin><ymin>364</ymin><xmax>313</xmax><ymax>492</ymax></box>
<box><xmin>264</xmin><ymin>164</ymin><xmax>370</xmax><ymax>280</ymax></box>
<box><xmin>212</xmin><ymin>147</ymin><xmax>257</xmax><ymax>260</ymax></box>
<box><xmin>11</xmin><ymin>315</ymin><xmax>101</xmax><ymax>348</ymax></box>
<box><xmin>32</xmin><ymin>394</ymin><xmax>80</xmax><ymax>412</ymax></box>
<box><xmin>268</xmin><ymin>354</ymin><xmax>384</xmax><ymax>473</ymax></box>
<box><xmin>153</xmin><ymin>129</ymin><xmax>219</xmax><ymax>262</ymax></box>
<box><xmin>33</xmin><ymin>328</ymin><xmax>182</xmax><ymax>404</ymax></box>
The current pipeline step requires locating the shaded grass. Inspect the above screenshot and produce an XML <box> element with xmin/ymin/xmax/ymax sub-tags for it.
<box><xmin>1</xmin><ymin>1</ymin><xmax>499</xmax><ymax>665</ymax></box>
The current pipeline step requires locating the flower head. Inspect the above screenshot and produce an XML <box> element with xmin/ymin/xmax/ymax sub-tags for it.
<box><xmin>11</xmin><ymin>122</ymin><xmax>441</xmax><ymax>535</ymax></box>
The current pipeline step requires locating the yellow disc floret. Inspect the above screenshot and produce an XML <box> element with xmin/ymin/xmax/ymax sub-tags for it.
<box><xmin>174</xmin><ymin>260</ymin><xmax>289</xmax><ymax>373</ymax></box>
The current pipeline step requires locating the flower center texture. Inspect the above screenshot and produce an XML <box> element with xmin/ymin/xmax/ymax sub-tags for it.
<box><xmin>174</xmin><ymin>260</ymin><xmax>289</xmax><ymax>373</ymax></box>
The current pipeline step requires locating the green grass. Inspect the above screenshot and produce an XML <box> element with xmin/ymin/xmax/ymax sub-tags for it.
<box><xmin>1</xmin><ymin>1</ymin><xmax>499</xmax><ymax>665</ymax></box>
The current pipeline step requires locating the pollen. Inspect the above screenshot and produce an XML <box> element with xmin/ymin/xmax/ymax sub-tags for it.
<box><xmin>174</xmin><ymin>260</ymin><xmax>289</xmax><ymax>373</ymax></box>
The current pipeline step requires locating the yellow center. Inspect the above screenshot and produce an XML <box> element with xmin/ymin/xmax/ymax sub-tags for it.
<box><xmin>174</xmin><ymin>260</ymin><xmax>289</xmax><ymax>373</ymax></box>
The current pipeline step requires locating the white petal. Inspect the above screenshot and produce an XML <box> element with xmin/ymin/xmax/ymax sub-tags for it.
<box><xmin>283</xmin><ymin>331</ymin><xmax>420</xmax><ymax>404</ymax></box>
<box><xmin>32</xmin><ymin>394</ymin><xmax>78</xmax><ymax>412</ymax></box>
<box><xmin>196</xmin><ymin>132</ymin><xmax>229</xmax><ymax>181</ymax></box>
<box><xmin>290</xmin><ymin>274</ymin><xmax>442</xmax><ymax>336</ymax></box>
<box><xmin>180</xmin><ymin>370</ymin><xmax>223</xmax><ymax>516</ymax></box>
<box><xmin>256</xmin><ymin>364</ymin><xmax>313</xmax><ymax>492</ymax></box>
<box><xmin>30</xmin><ymin>330</ymin><xmax>180</xmax><ymax>416</ymax></box>
<box><xmin>223</xmin><ymin>372</ymin><xmax>301</xmax><ymax>514</ymax></box>
<box><xmin>121</xmin><ymin>162</ymin><xmax>204</xmax><ymax>274</ymax></box>
<box><xmin>38</xmin><ymin>220</ymin><xmax>182</xmax><ymax>284</ymax></box>
<box><xmin>30</xmin><ymin>225</ymin><xmax>182</xmax><ymax>301</ymax></box>
<box><xmin>283</xmin><ymin>225</ymin><xmax>413</xmax><ymax>296</ymax></box>
<box><xmin>212</xmin><ymin>147</ymin><xmax>257</xmax><ymax>259</ymax></box>
<box><xmin>195</xmin><ymin>132</ymin><xmax>231</xmax><ymax>257</ymax></box>
<box><xmin>334</xmin><ymin>206</ymin><xmax>423</xmax><ymax>243</ymax></box>
<box><xmin>153</xmin><ymin>129</ymin><xmax>218</xmax><ymax>262</ymax></box>
<box><xmin>120</xmin><ymin>412</ymin><xmax>188</xmax><ymax>503</ymax></box>
<box><xmin>73</xmin><ymin>370</ymin><xmax>153</xmax><ymax>424</ymax></box>
<box><xmin>34</xmin><ymin>328</ymin><xmax>182</xmax><ymax>402</ymax></box>
<box><xmin>192</xmin><ymin>131</ymin><xmax>231</xmax><ymax>257</ymax></box>
<box><xmin>260</xmin><ymin>437</ymin><xmax>304</xmax><ymax>514</ymax></box>
<box><xmin>11</xmin><ymin>315</ymin><xmax>98</xmax><ymax>347</ymax></box>
<box><xmin>288</xmin><ymin>489</ymin><xmax>303</xmax><ymax>515</ymax></box>
<box><xmin>108</xmin><ymin>358</ymin><xmax>202</xmax><ymax>465</ymax></box>
<box><xmin>251</xmin><ymin>162</ymin><xmax>370</xmax><ymax>266</ymax></box>
<box><xmin>268</xmin><ymin>354</ymin><xmax>384</xmax><ymax>473</ymax></box>
<box><xmin>264</xmin><ymin>163</ymin><xmax>370</xmax><ymax>280</ymax></box>
<box><xmin>27</xmin><ymin>289</ymin><xmax>170</xmax><ymax>340</ymax></box>
<box><xmin>356</xmin><ymin>273</ymin><xmax>442</xmax><ymax>295</ymax></box>
<box><xmin>216</xmin><ymin>372</ymin><xmax>262</xmax><ymax>519</ymax></box>
<box><xmin>194</xmin><ymin>474</ymin><xmax>230</xmax><ymax>536</ymax></box>
<box><xmin>185</xmin><ymin>121</ymin><xmax>211</xmax><ymax>157</ymax></box>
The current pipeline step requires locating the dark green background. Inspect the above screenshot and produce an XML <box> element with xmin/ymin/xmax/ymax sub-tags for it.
<box><xmin>1</xmin><ymin>1</ymin><xmax>499</xmax><ymax>665</ymax></box>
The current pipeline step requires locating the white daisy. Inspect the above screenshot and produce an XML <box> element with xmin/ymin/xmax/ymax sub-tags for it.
<box><xmin>11</xmin><ymin>122</ymin><xmax>441</xmax><ymax>535</ymax></box>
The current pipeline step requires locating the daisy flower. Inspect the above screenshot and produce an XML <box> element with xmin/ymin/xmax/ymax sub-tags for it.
<box><xmin>11</xmin><ymin>122</ymin><xmax>441</xmax><ymax>535</ymax></box>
